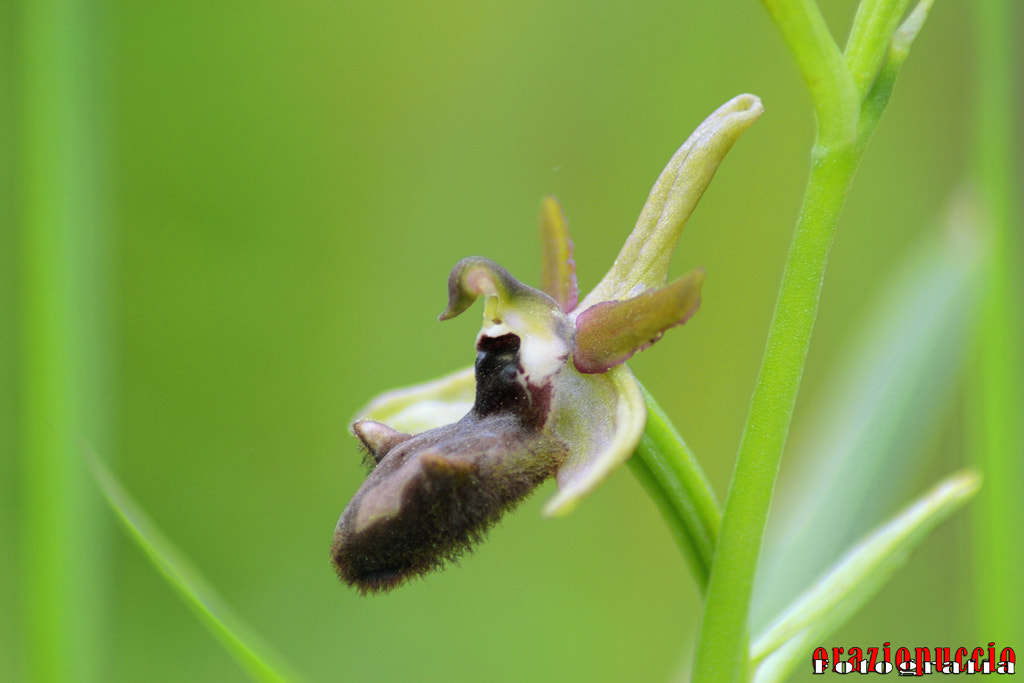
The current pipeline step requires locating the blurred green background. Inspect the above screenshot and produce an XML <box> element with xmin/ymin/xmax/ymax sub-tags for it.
<box><xmin>4</xmin><ymin>1</ymin><xmax>1014</xmax><ymax>681</ymax></box>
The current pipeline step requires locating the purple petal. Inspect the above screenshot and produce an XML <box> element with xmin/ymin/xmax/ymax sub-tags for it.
<box><xmin>573</xmin><ymin>268</ymin><xmax>705</xmax><ymax>374</ymax></box>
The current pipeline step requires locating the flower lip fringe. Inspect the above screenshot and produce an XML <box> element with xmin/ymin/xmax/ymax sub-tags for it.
<box><xmin>333</xmin><ymin>367</ymin><xmax>569</xmax><ymax>592</ymax></box>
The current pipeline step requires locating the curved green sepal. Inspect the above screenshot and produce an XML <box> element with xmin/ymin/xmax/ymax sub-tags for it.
<box><xmin>543</xmin><ymin>363</ymin><xmax>647</xmax><ymax>516</ymax></box>
<box><xmin>580</xmin><ymin>94</ymin><xmax>762</xmax><ymax>308</ymax></box>
<box><xmin>440</xmin><ymin>256</ymin><xmax>560</xmax><ymax>323</ymax></box>
<box><xmin>354</xmin><ymin>366</ymin><xmax>476</xmax><ymax>435</ymax></box>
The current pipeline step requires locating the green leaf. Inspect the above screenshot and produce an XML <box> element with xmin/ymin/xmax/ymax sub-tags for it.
<box><xmin>751</xmin><ymin>470</ymin><xmax>980</xmax><ymax>682</ymax></box>
<box><xmin>86</xmin><ymin>449</ymin><xmax>309</xmax><ymax>683</ymax></box>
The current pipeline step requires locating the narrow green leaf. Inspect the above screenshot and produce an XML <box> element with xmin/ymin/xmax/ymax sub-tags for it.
<box><xmin>626</xmin><ymin>457</ymin><xmax>706</xmax><ymax>584</ymax></box>
<box><xmin>752</xmin><ymin>470</ymin><xmax>980</xmax><ymax>682</ymax></box>
<box><xmin>17</xmin><ymin>0</ymin><xmax>109</xmax><ymax>678</ymax></box>
<box><xmin>86</xmin><ymin>450</ymin><xmax>309</xmax><ymax>683</ymax></box>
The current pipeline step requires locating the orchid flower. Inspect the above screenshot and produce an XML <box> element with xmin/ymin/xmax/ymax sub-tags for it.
<box><xmin>332</xmin><ymin>94</ymin><xmax>763</xmax><ymax>593</ymax></box>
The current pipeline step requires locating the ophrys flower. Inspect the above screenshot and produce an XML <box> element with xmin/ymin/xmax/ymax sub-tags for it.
<box><xmin>332</xmin><ymin>94</ymin><xmax>763</xmax><ymax>593</ymax></box>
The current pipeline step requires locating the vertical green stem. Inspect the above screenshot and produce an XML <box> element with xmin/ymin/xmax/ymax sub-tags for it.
<box><xmin>17</xmin><ymin>0</ymin><xmax>107</xmax><ymax>680</ymax></box>
<box><xmin>971</xmin><ymin>0</ymin><xmax>1024</xmax><ymax>644</ymax></box>
<box><xmin>689</xmin><ymin>2</ymin><xmax>939</xmax><ymax>677</ymax></box>
<box><xmin>844</xmin><ymin>0</ymin><xmax>913</xmax><ymax>95</ymax></box>
<box><xmin>692</xmin><ymin>142</ymin><xmax>859</xmax><ymax>680</ymax></box>
<box><xmin>760</xmin><ymin>0</ymin><xmax>859</xmax><ymax>145</ymax></box>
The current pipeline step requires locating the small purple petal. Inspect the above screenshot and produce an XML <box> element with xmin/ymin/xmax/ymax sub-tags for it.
<box><xmin>573</xmin><ymin>268</ymin><xmax>705</xmax><ymax>374</ymax></box>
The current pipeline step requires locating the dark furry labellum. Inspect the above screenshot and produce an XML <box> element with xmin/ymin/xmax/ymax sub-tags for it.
<box><xmin>331</xmin><ymin>333</ymin><xmax>568</xmax><ymax>593</ymax></box>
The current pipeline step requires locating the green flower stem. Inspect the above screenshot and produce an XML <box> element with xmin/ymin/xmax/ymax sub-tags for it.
<box><xmin>857</xmin><ymin>1</ymin><xmax>934</xmax><ymax>147</ymax></box>
<box><xmin>17</xmin><ymin>0</ymin><xmax>106</xmax><ymax>680</ymax></box>
<box><xmin>691</xmin><ymin>3</ymin><xmax>936</xmax><ymax>678</ymax></box>
<box><xmin>628</xmin><ymin>385</ymin><xmax>720</xmax><ymax>590</ymax></box>
<box><xmin>693</xmin><ymin>141</ymin><xmax>860</xmax><ymax>681</ymax></box>
<box><xmin>760</xmin><ymin>0</ymin><xmax>859</xmax><ymax>146</ymax></box>
<box><xmin>971</xmin><ymin>0</ymin><xmax>1024</xmax><ymax>643</ymax></box>
<box><xmin>844</xmin><ymin>0</ymin><xmax>913</xmax><ymax>95</ymax></box>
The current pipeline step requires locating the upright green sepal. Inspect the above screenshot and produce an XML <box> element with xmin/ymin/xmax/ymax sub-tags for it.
<box><xmin>580</xmin><ymin>93</ymin><xmax>762</xmax><ymax>308</ymax></box>
<box><xmin>538</xmin><ymin>195</ymin><xmax>579</xmax><ymax>313</ymax></box>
